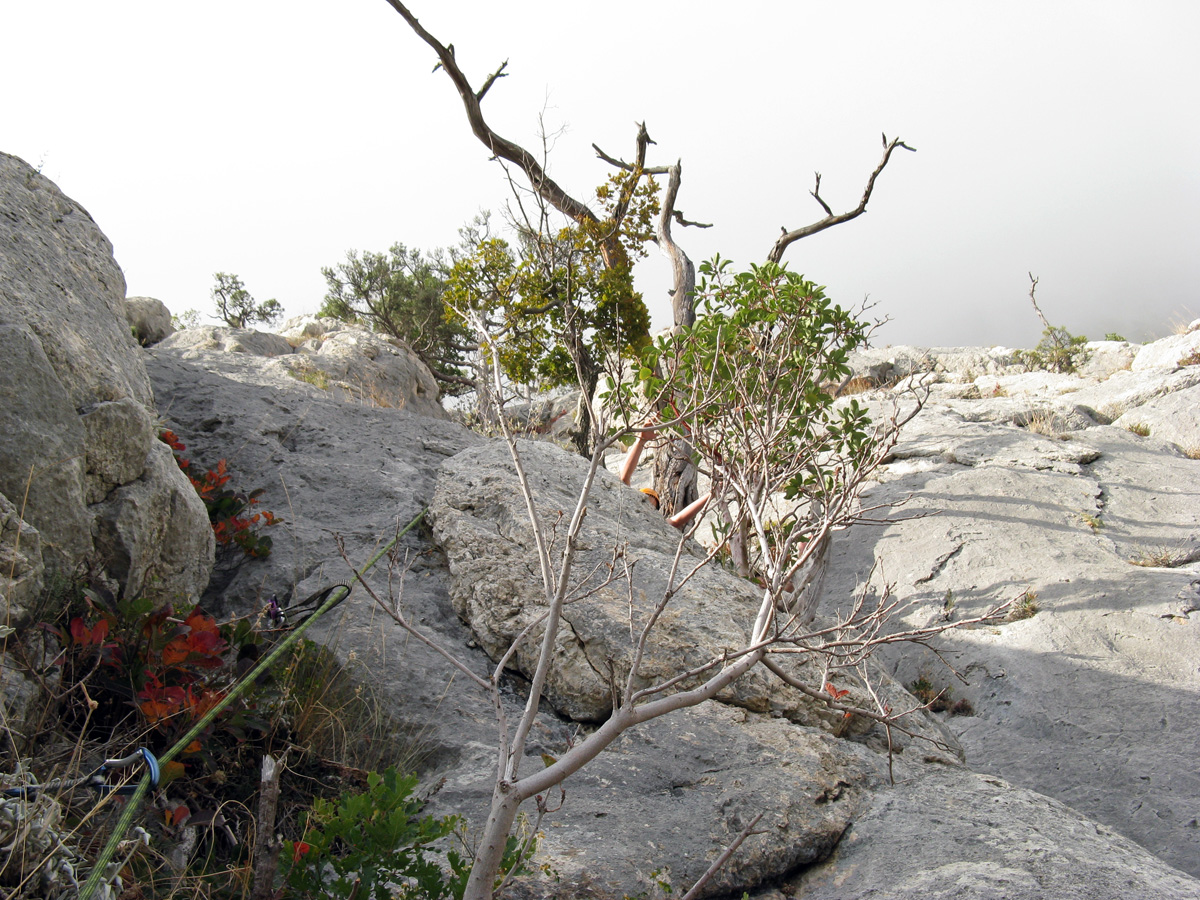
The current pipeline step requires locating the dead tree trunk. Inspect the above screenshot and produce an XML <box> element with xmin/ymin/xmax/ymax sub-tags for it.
<box><xmin>652</xmin><ymin>160</ymin><xmax>706</xmax><ymax>514</ymax></box>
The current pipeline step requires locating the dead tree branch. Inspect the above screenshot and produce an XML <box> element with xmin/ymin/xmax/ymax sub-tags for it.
<box><xmin>1027</xmin><ymin>272</ymin><xmax>1052</xmax><ymax>330</ymax></box>
<box><xmin>384</xmin><ymin>0</ymin><xmax>598</xmax><ymax>227</ymax></box>
<box><xmin>768</xmin><ymin>133</ymin><xmax>915</xmax><ymax>264</ymax></box>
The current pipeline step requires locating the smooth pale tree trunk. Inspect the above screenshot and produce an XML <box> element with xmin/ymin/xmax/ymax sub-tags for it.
<box><xmin>462</xmin><ymin>786</ymin><xmax>524</xmax><ymax>900</ymax></box>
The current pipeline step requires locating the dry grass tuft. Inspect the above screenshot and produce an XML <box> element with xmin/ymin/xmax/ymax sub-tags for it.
<box><xmin>1026</xmin><ymin>410</ymin><xmax>1065</xmax><ymax>437</ymax></box>
<box><xmin>1129</xmin><ymin>545</ymin><xmax>1199</xmax><ymax>568</ymax></box>
<box><xmin>1007</xmin><ymin>590</ymin><xmax>1039</xmax><ymax>621</ymax></box>
<box><xmin>1126</xmin><ymin>422</ymin><xmax>1151</xmax><ymax>437</ymax></box>
<box><xmin>839</xmin><ymin>375</ymin><xmax>880</xmax><ymax>396</ymax></box>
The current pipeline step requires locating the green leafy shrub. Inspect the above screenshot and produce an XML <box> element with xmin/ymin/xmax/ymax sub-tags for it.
<box><xmin>620</xmin><ymin>257</ymin><xmax>873</xmax><ymax>578</ymax></box>
<box><xmin>1015</xmin><ymin>325</ymin><xmax>1090</xmax><ymax>374</ymax></box>
<box><xmin>172</xmin><ymin>308</ymin><xmax>202</xmax><ymax>330</ymax></box>
<box><xmin>1104</xmin><ymin>332</ymin><xmax>1126</xmax><ymax>342</ymax></box>
<box><xmin>283</xmin><ymin>769</ymin><xmax>460</xmax><ymax>898</ymax></box>
<box><xmin>321</xmin><ymin>243</ymin><xmax>474</xmax><ymax>397</ymax></box>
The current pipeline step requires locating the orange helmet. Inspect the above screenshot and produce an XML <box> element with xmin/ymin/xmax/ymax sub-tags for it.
<box><xmin>639</xmin><ymin>487</ymin><xmax>661</xmax><ymax>509</ymax></box>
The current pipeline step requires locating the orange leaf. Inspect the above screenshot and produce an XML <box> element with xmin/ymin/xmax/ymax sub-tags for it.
<box><xmin>161</xmin><ymin>639</ymin><xmax>191</xmax><ymax>666</ymax></box>
<box><xmin>91</xmin><ymin>618</ymin><xmax>110</xmax><ymax>643</ymax></box>
<box><xmin>183</xmin><ymin>608</ymin><xmax>220</xmax><ymax>636</ymax></box>
<box><xmin>824</xmin><ymin>682</ymin><xmax>850</xmax><ymax>701</ymax></box>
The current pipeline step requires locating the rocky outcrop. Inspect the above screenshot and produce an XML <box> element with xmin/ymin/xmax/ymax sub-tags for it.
<box><xmin>0</xmin><ymin>153</ymin><xmax>212</xmax><ymax>594</ymax></box>
<box><xmin>431</xmin><ymin>439</ymin><xmax>955</xmax><ymax>745</ymax></box>
<box><xmin>142</xmin><ymin>318</ymin><xmax>1200</xmax><ymax>896</ymax></box>
<box><xmin>791</xmin><ymin>769</ymin><xmax>1200</xmax><ymax>899</ymax></box>
<box><xmin>143</xmin><ymin>337</ymin><xmax>508</xmax><ymax>822</ymax></box>
<box><xmin>276</xmin><ymin>315</ymin><xmax>449</xmax><ymax>418</ymax></box>
<box><xmin>819</xmin><ymin>338</ymin><xmax>1200</xmax><ymax>878</ymax></box>
<box><xmin>145</xmin><ymin>347</ymin><xmax>954</xmax><ymax>899</ymax></box>
<box><xmin>156</xmin><ymin>315</ymin><xmax>450</xmax><ymax>419</ymax></box>
<box><xmin>158</xmin><ymin>324</ymin><xmax>294</xmax><ymax>358</ymax></box>
<box><xmin>124</xmin><ymin>296</ymin><xmax>174</xmax><ymax>346</ymax></box>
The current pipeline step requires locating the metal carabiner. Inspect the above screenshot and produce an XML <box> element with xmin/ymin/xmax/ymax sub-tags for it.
<box><xmin>96</xmin><ymin>748</ymin><xmax>160</xmax><ymax>795</ymax></box>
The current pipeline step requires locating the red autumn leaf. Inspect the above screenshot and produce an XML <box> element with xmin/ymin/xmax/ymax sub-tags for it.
<box><xmin>90</xmin><ymin>618</ymin><xmax>110</xmax><ymax>644</ymax></box>
<box><xmin>69</xmin><ymin>617</ymin><xmax>91</xmax><ymax>646</ymax></box>
<box><xmin>292</xmin><ymin>841</ymin><xmax>312</xmax><ymax>863</ymax></box>
<box><xmin>161</xmin><ymin>638</ymin><xmax>192</xmax><ymax>667</ymax></box>
<box><xmin>139</xmin><ymin>696</ymin><xmax>179</xmax><ymax>723</ymax></box>
<box><xmin>167</xmin><ymin>804</ymin><xmax>191</xmax><ymax>827</ymax></box>
<box><xmin>824</xmin><ymin>682</ymin><xmax>850</xmax><ymax>701</ymax></box>
<box><xmin>183</xmin><ymin>608</ymin><xmax>220</xmax><ymax>636</ymax></box>
<box><xmin>191</xmin><ymin>688</ymin><xmax>226</xmax><ymax>720</ymax></box>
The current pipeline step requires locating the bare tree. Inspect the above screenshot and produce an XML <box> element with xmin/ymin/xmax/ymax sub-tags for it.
<box><xmin>340</xmin><ymin>259</ymin><xmax>1012</xmax><ymax>900</ymax></box>
<box><xmin>383</xmin><ymin>1</ymin><xmax>913</xmax><ymax>513</ymax></box>
<box><xmin>349</xmin><ymin>9</ymin><xmax>970</xmax><ymax>898</ymax></box>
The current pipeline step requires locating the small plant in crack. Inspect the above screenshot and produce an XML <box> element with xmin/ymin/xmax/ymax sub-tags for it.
<box><xmin>1007</xmin><ymin>590</ymin><xmax>1040</xmax><ymax>621</ymax></box>
<box><xmin>1129</xmin><ymin>546</ymin><xmax>1198</xmax><ymax>569</ymax></box>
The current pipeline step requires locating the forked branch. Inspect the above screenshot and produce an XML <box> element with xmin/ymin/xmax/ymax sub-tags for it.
<box><xmin>383</xmin><ymin>0</ymin><xmax>598</xmax><ymax>227</ymax></box>
<box><xmin>768</xmin><ymin>133</ymin><xmax>915</xmax><ymax>264</ymax></box>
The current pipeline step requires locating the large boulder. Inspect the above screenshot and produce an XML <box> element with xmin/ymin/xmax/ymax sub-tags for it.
<box><xmin>430</xmin><ymin>438</ymin><xmax>956</xmax><ymax>752</ymax></box>
<box><xmin>124</xmin><ymin>295</ymin><xmax>175</xmax><ymax>346</ymax></box>
<box><xmin>275</xmin><ymin>315</ymin><xmax>449</xmax><ymax>418</ymax></box>
<box><xmin>158</xmin><ymin>324</ymin><xmax>294</xmax><ymax>358</ymax></box>
<box><xmin>0</xmin><ymin>492</ymin><xmax>54</xmax><ymax>738</ymax></box>
<box><xmin>1113</xmin><ymin>382</ymin><xmax>1200</xmax><ymax>450</ymax></box>
<box><xmin>158</xmin><ymin>316</ymin><xmax>450</xmax><ymax>419</ymax></box>
<box><xmin>0</xmin><ymin>152</ymin><xmax>213</xmax><ymax>599</ymax></box>
<box><xmin>1132</xmin><ymin>329</ymin><xmax>1200</xmax><ymax>370</ymax></box>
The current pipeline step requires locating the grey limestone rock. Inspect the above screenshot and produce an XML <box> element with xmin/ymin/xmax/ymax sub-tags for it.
<box><xmin>502</xmin><ymin>703</ymin><xmax>892</xmax><ymax>900</ymax></box>
<box><xmin>142</xmin><ymin>316</ymin><xmax>1200</xmax><ymax>896</ymax></box>
<box><xmin>430</xmin><ymin>438</ymin><xmax>958</xmax><ymax>757</ymax></box>
<box><xmin>1113</xmin><ymin>382</ymin><xmax>1200</xmax><ymax>450</ymax></box>
<box><xmin>80</xmin><ymin>397</ymin><xmax>155</xmax><ymax>504</ymax></box>
<box><xmin>825</xmin><ymin>345</ymin><xmax>1200</xmax><ymax>877</ymax></box>
<box><xmin>1077</xmin><ymin>339</ymin><xmax>1138</xmax><ymax>379</ymax></box>
<box><xmin>159</xmin><ymin>325</ymin><xmax>294</xmax><ymax>358</ymax></box>
<box><xmin>162</xmin><ymin>315</ymin><xmax>450</xmax><ymax>419</ymax></box>
<box><xmin>0</xmin><ymin>318</ymin><xmax>92</xmax><ymax>566</ymax></box>
<box><xmin>0</xmin><ymin>492</ymin><xmax>54</xmax><ymax>741</ymax></box>
<box><xmin>1132</xmin><ymin>329</ymin><xmax>1200</xmax><ymax>370</ymax></box>
<box><xmin>124</xmin><ymin>296</ymin><xmax>175</xmax><ymax>346</ymax></box>
<box><xmin>0</xmin><ymin>491</ymin><xmax>44</xmax><ymax>623</ymax></box>
<box><xmin>0</xmin><ymin>152</ymin><xmax>212</xmax><ymax>602</ymax></box>
<box><xmin>790</xmin><ymin>769</ymin><xmax>1200</xmax><ymax>899</ymax></box>
<box><xmin>91</xmin><ymin>439</ymin><xmax>214</xmax><ymax>602</ymax></box>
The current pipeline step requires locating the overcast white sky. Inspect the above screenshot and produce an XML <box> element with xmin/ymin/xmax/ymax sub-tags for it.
<box><xmin>5</xmin><ymin>1</ymin><xmax>1198</xmax><ymax>347</ymax></box>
